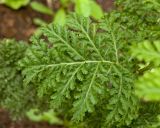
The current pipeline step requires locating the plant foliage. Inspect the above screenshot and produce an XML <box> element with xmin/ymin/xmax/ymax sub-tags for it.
<box><xmin>131</xmin><ymin>40</ymin><xmax>160</xmax><ymax>128</ymax></box>
<box><xmin>0</xmin><ymin>39</ymin><xmax>43</xmax><ymax>118</ymax></box>
<box><xmin>131</xmin><ymin>40</ymin><xmax>160</xmax><ymax>101</ymax></box>
<box><xmin>30</xmin><ymin>0</ymin><xmax>103</xmax><ymax>26</ymax></box>
<box><xmin>0</xmin><ymin>0</ymin><xmax>30</xmax><ymax>9</ymax></box>
<box><xmin>26</xmin><ymin>109</ymin><xmax>63</xmax><ymax>125</ymax></box>
<box><xmin>19</xmin><ymin>13</ymin><xmax>138</xmax><ymax>127</ymax></box>
<box><xmin>0</xmin><ymin>0</ymin><xmax>160</xmax><ymax>127</ymax></box>
<box><xmin>0</xmin><ymin>39</ymin><xmax>27</xmax><ymax>115</ymax></box>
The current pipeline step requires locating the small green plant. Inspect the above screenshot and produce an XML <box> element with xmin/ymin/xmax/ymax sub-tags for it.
<box><xmin>0</xmin><ymin>0</ymin><xmax>30</xmax><ymax>9</ymax></box>
<box><xmin>19</xmin><ymin>13</ymin><xmax>139</xmax><ymax>127</ymax></box>
<box><xmin>0</xmin><ymin>39</ymin><xmax>28</xmax><ymax>117</ymax></box>
<box><xmin>0</xmin><ymin>0</ymin><xmax>160</xmax><ymax>127</ymax></box>
<box><xmin>74</xmin><ymin>0</ymin><xmax>103</xmax><ymax>19</ymax></box>
<box><xmin>26</xmin><ymin>109</ymin><xmax>63</xmax><ymax>125</ymax></box>
<box><xmin>30</xmin><ymin>1</ymin><xmax>53</xmax><ymax>15</ymax></box>
<box><xmin>30</xmin><ymin>0</ymin><xmax>103</xmax><ymax>26</ymax></box>
<box><xmin>0</xmin><ymin>39</ymin><xmax>47</xmax><ymax>119</ymax></box>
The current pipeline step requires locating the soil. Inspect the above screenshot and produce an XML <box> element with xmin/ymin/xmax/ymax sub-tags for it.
<box><xmin>0</xmin><ymin>0</ymin><xmax>114</xmax><ymax>41</ymax></box>
<box><xmin>0</xmin><ymin>109</ymin><xmax>63</xmax><ymax>128</ymax></box>
<box><xmin>0</xmin><ymin>3</ymin><xmax>52</xmax><ymax>41</ymax></box>
<box><xmin>97</xmin><ymin>0</ymin><xmax>114</xmax><ymax>11</ymax></box>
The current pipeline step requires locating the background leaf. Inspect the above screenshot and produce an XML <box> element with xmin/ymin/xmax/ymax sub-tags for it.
<box><xmin>136</xmin><ymin>68</ymin><xmax>160</xmax><ymax>101</ymax></box>
<box><xmin>131</xmin><ymin>41</ymin><xmax>160</xmax><ymax>66</ymax></box>
<box><xmin>75</xmin><ymin>0</ymin><xmax>91</xmax><ymax>17</ymax></box>
<box><xmin>30</xmin><ymin>1</ymin><xmax>53</xmax><ymax>15</ymax></box>
<box><xmin>90</xmin><ymin>1</ymin><xmax>103</xmax><ymax>19</ymax></box>
<box><xmin>0</xmin><ymin>0</ymin><xmax>30</xmax><ymax>9</ymax></box>
<box><xmin>54</xmin><ymin>8</ymin><xmax>66</xmax><ymax>26</ymax></box>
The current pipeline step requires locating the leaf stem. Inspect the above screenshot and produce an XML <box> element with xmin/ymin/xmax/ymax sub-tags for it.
<box><xmin>85</xmin><ymin>62</ymin><xmax>100</xmax><ymax>100</ymax></box>
<box><xmin>111</xmin><ymin>32</ymin><xmax>119</xmax><ymax>64</ymax></box>
<box><xmin>30</xmin><ymin>60</ymin><xmax>114</xmax><ymax>68</ymax></box>
<box><xmin>53</xmin><ymin>30</ymin><xmax>85</xmax><ymax>60</ymax></box>
<box><xmin>81</xmin><ymin>26</ymin><xmax>105</xmax><ymax>61</ymax></box>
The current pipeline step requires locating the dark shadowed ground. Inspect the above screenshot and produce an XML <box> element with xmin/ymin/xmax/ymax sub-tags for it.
<box><xmin>0</xmin><ymin>0</ymin><xmax>114</xmax><ymax>41</ymax></box>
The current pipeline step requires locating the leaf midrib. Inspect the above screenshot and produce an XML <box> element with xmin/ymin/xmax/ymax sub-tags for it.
<box><xmin>29</xmin><ymin>60</ymin><xmax>114</xmax><ymax>68</ymax></box>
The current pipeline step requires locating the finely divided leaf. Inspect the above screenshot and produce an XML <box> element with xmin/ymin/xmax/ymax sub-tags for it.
<box><xmin>20</xmin><ymin>14</ymin><xmax>138</xmax><ymax>125</ymax></box>
<box><xmin>131</xmin><ymin>40</ymin><xmax>160</xmax><ymax>66</ymax></box>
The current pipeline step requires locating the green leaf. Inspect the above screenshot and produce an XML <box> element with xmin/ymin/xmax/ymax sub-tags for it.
<box><xmin>26</xmin><ymin>109</ymin><xmax>42</xmax><ymax>122</ymax></box>
<box><xmin>54</xmin><ymin>8</ymin><xmax>66</xmax><ymax>26</ymax></box>
<box><xmin>131</xmin><ymin>40</ymin><xmax>160</xmax><ymax>66</ymax></box>
<box><xmin>20</xmin><ymin>14</ymin><xmax>138</xmax><ymax>125</ymax></box>
<box><xmin>75</xmin><ymin>0</ymin><xmax>91</xmax><ymax>17</ymax></box>
<box><xmin>30</xmin><ymin>1</ymin><xmax>53</xmax><ymax>15</ymax></box>
<box><xmin>143</xmin><ymin>0</ymin><xmax>160</xmax><ymax>12</ymax></box>
<box><xmin>136</xmin><ymin>68</ymin><xmax>160</xmax><ymax>101</ymax></box>
<box><xmin>26</xmin><ymin>109</ymin><xmax>63</xmax><ymax>125</ymax></box>
<box><xmin>60</xmin><ymin>0</ymin><xmax>69</xmax><ymax>6</ymax></box>
<box><xmin>90</xmin><ymin>1</ymin><xmax>103</xmax><ymax>19</ymax></box>
<box><xmin>0</xmin><ymin>0</ymin><xmax>30</xmax><ymax>9</ymax></box>
<box><xmin>33</xmin><ymin>18</ymin><xmax>47</xmax><ymax>26</ymax></box>
<box><xmin>0</xmin><ymin>39</ymin><xmax>37</xmax><ymax>118</ymax></box>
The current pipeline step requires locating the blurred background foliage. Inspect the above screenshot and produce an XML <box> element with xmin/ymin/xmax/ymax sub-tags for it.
<box><xmin>0</xmin><ymin>0</ymin><xmax>104</xmax><ymax>26</ymax></box>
